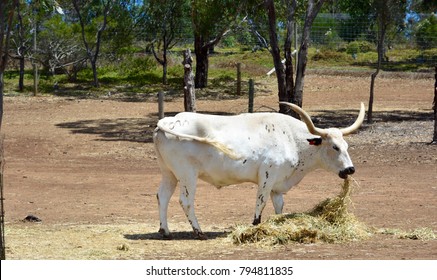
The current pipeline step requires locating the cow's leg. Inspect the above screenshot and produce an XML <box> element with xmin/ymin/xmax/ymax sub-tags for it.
<box><xmin>156</xmin><ymin>171</ymin><xmax>177</xmax><ymax>239</ymax></box>
<box><xmin>253</xmin><ymin>168</ymin><xmax>275</xmax><ymax>225</ymax></box>
<box><xmin>270</xmin><ymin>191</ymin><xmax>284</xmax><ymax>214</ymax></box>
<box><xmin>253</xmin><ymin>186</ymin><xmax>271</xmax><ymax>225</ymax></box>
<box><xmin>178</xmin><ymin>177</ymin><xmax>206</xmax><ymax>240</ymax></box>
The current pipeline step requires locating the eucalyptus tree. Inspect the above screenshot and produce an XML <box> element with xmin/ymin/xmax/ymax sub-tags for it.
<box><xmin>1</xmin><ymin>0</ymin><xmax>18</xmax><ymax>130</ymax></box>
<box><xmin>250</xmin><ymin>0</ymin><xmax>326</xmax><ymax>114</ymax></box>
<box><xmin>145</xmin><ymin>0</ymin><xmax>190</xmax><ymax>85</ymax></box>
<box><xmin>71</xmin><ymin>0</ymin><xmax>114</xmax><ymax>87</ymax></box>
<box><xmin>38</xmin><ymin>13</ymin><xmax>86</xmax><ymax>81</ymax></box>
<box><xmin>367</xmin><ymin>0</ymin><xmax>407</xmax><ymax>123</ymax></box>
<box><xmin>11</xmin><ymin>0</ymin><xmax>31</xmax><ymax>91</ymax></box>
<box><xmin>191</xmin><ymin>0</ymin><xmax>246</xmax><ymax>88</ymax></box>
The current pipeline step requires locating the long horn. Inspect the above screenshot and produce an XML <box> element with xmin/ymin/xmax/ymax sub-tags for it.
<box><xmin>280</xmin><ymin>102</ymin><xmax>328</xmax><ymax>137</ymax></box>
<box><xmin>340</xmin><ymin>102</ymin><xmax>365</xmax><ymax>136</ymax></box>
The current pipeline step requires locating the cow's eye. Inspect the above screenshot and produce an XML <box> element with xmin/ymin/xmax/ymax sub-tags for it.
<box><xmin>333</xmin><ymin>145</ymin><xmax>340</xmax><ymax>151</ymax></box>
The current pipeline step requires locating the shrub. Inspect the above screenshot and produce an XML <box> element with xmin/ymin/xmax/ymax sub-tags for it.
<box><xmin>346</xmin><ymin>41</ymin><xmax>360</xmax><ymax>55</ymax></box>
<box><xmin>312</xmin><ymin>50</ymin><xmax>349</xmax><ymax>62</ymax></box>
<box><xmin>119</xmin><ymin>55</ymin><xmax>158</xmax><ymax>76</ymax></box>
<box><xmin>346</xmin><ymin>41</ymin><xmax>374</xmax><ymax>54</ymax></box>
<box><xmin>357</xmin><ymin>41</ymin><xmax>374</xmax><ymax>53</ymax></box>
<box><xmin>416</xmin><ymin>15</ymin><xmax>437</xmax><ymax>49</ymax></box>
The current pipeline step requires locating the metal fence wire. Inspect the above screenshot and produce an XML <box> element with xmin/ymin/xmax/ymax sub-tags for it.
<box><xmin>234</xmin><ymin>13</ymin><xmax>436</xmax><ymax>70</ymax></box>
<box><xmin>306</xmin><ymin>13</ymin><xmax>437</xmax><ymax>68</ymax></box>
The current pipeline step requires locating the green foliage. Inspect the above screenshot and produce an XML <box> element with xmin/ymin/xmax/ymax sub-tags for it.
<box><xmin>346</xmin><ymin>41</ymin><xmax>374</xmax><ymax>54</ymax></box>
<box><xmin>415</xmin><ymin>15</ymin><xmax>437</xmax><ymax>49</ymax></box>
<box><xmin>311</xmin><ymin>49</ymin><xmax>351</xmax><ymax>63</ymax></box>
<box><xmin>119</xmin><ymin>56</ymin><xmax>158</xmax><ymax>75</ymax></box>
<box><xmin>221</xmin><ymin>36</ymin><xmax>237</xmax><ymax>48</ymax></box>
<box><xmin>192</xmin><ymin>0</ymin><xmax>243</xmax><ymax>38</ymax></box>
<box><xmin>346</xmin><ymin>41</ymin><xmax>360</xmax><ymax>54</ymax></box>
<box><xmin>312</xmin><ymin>15</ymin><xmax>343</xmax><ymax>49</ymax></box>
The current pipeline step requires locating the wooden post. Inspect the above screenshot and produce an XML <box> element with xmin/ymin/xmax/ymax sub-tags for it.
<box><xmin>183</xmin><ymin>49</ymin><xmax>196</xmax><ymax>112</ymax></box>
<box><xmin>248</xmin><ymin>79</ymin><xmax>254</xmax><ymax>113</ymax></box>
<box><xmin>236</xmin><ymin>63</ymin><xmax>241</xmax><ymax>95</ymax></box>
<box><xmin>158</xmin><ymin>91</ymin><xmax>164</xmax><ymax>120</ymax></box>
<box><xmin>32</xmin><ymin>7</ymin><xmax>38</xmax><ymax>96</ymax></box>
<box><xmin>0</xmin><ymin>139</ymin><xmax>4</xmax><ymax>260</ymax></box>
<box><xmin>432</xmin><ymin>65</ymin><xmax>437</xmax><ymax>144</ymax></box>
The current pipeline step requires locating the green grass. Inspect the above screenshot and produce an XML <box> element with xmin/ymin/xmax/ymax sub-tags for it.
<box><xmin>3</xmin><ymin>45</ymin><xmax>436</xmax><ymax>97</ymax></box>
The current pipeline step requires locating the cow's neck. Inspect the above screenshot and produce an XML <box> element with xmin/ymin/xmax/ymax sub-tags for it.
<box><xmin>291</xmin><ymin>140</ymin><xmax>324</xmax><ymax>184</ymax></box>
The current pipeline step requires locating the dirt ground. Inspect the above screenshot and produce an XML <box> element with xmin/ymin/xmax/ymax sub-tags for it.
<box><xmin>2</xmin><ymin>74</ymin><xmax>437</xmax><ymax>260</ymax></box>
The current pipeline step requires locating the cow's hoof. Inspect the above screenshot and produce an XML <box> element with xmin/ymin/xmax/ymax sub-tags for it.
<box><xmin>158</xmin><ymin>228</ymin><xmax>172</xmax><ymax>240</ymax></box>
<box><xmin>194</xmin><ymin>229</ymin><xmax>208</xmax><ymax>240</ymax></box>
<box><xmin>252</xmin><ymin>216</ymin><xmax>262</xmax><ymax>226</ymax></box>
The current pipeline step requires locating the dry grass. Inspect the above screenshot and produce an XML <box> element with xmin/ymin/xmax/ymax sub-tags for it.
<box><xmin>230</xmin><ymin>178</ymin><xmax>437</xmax><ymax>247</ymax></box>
<box><xmin>230</xmin><ymin>178</ymin><xmax>373</xmax><ymax>246</ymax></box>
<box><xmin>378</xmin><ymin>227</ymin><xmax>437</xmax><ymax>241</ymax></box>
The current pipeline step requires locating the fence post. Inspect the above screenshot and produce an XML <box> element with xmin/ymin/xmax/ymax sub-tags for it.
<box><xmin>432</xmin><ymin>65</ymin><xmax>437</xmax><ymax>144</ymax></box>
<box><xmin>248</xmin><ymin>79</ymin><xmax>254</xmax><ymax>113</ymax></box>
<box><xmin>183</xmin><ymin>49</ymin><xmax>196</xmax><ymax>112</ymax></box>
<box><xmin>0</xmin><ymin>139</ymin><xmax>5</xmax><ymax>260</ymax></box>
<box><xmin>158</xmin><ymin>91</ymin><xmax>164</xmax><ymax>120</ymax></box>
<box><xmin>236</xmin><ymin>63</ymin><xmax>241</xmax><ymax>95</ymax></box>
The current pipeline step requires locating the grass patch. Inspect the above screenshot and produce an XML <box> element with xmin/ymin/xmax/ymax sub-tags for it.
<box><xmin>230</xmin><ymin>178</ymin><xmax>373</xmax><ymax>246</ymax></box>
<box><xmin>378</xmin><ymin>227</ymin><xmax>437</xmax><ymax>241</ymax></box>
<box><xmin>230</xmin><ymin>178</ymin><xmax>437</xmax><ymax>246</ymax></box>
<box><xmin>3</xmin><ymin>45</ymin><xmax>435</xmax><ymax>98</ymax></box>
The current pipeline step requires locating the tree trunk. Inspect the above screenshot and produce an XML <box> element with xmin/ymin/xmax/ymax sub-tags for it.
<box><xmin>16</xmin><ymin>2</ymin><xmax>25</xmax><ymax>92</ymax></box>
<box><xmin>264</xmin><ymin>0</ymin><xmax>288</xmax><ymax>113</ymax></box>
<box><xmin>32</xmin><ymin>12</ymin><xmax>38</xmax><ymax>96</ymax></box>
<box><xmin>432</xmin><ymin>65</ymin><xmax>437</xmax><ymax>144</ymax></box>
<box><xmin>73</xmin><ymin>0</ymin><xmax>110</xmax><ymax>89</ymax></box>
<box><xmin>194</xmin><ymin>35</ymin><xmax>208</xmax><ymax>89</ymax></box>
<box><xmin>292</xmin><ymin>0</ymin><xmax>325</xmax><ymax>110</ymax></box>
<box><xmin>293</xmin><ymin>24</ymin><xmax>310</xmax><ymax>109</ymax></box>
<box><xmin>283</xmin><ymin>0</ymin><xmax>296</xmax><ymax>114</ymax></box>
<box><xmin>183</xmin><ymin>49</ymin><xmax>196</xmax><ymax>112</ymax></box>
<box><xmin>368</xmin><ymin>70</ymin><xmax>378</xmax><ymax>123</ymax></box>
<box><xmin>162</xmin><ymin>48</ymin><xmax>168</xmax><ymax>85</ymax></box>
<box><xmin>151</xmin><ymin>42</ymin><xmax>168</xmax><ymax>85</ymax></box>
<box><xmin>18</xmin><ymin>56</ymin><xmax>24</xmax><ymax>91</ymax></box>
<box><xmin>368</xmin><ymin>21</ymin><xmax>387</xmax><ymax>123</ymax></box>
<box><xmin>91</xmin><ymin>59</ymin><xmax>99</xmax><ymax>88</ymax></box>
<box><xmin>0</xmin><ymin>74</ymin><xmax>3</xmax><ymax>130</ymax></box>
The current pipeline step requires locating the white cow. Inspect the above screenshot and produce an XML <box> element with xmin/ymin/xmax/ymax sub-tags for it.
<box><xmin>153</xmin><ymin>102</ymin><xmax>365</xmax><ymax>239</ymax></box>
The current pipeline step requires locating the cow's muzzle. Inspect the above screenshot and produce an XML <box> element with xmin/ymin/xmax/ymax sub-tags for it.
<box><xmin>339</xmin><ymin>166</ymin><xmax>355</xmax><ymax>179</ymax></box>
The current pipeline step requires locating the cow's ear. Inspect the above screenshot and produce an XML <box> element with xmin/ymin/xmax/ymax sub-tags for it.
<box><xmin>307</xmin><ymin>138</ymin><xmax>322</xmax><ymax>146</ymax></box>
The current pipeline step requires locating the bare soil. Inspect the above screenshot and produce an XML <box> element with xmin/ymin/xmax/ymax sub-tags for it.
<box><xmin>2</xmin><ymin>74</ymin><xmax>437</xmax><ymax>259</ymax></box>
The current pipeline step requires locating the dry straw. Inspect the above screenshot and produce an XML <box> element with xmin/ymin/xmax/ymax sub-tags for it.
<box><xmin>378</xmin><ymin>227</ymin><xmax>437</xmax><ymax>241</ymax></box>
<box><xmin>230</xmin><ymin>178</ymin><xmax>437</xmax><ymax>246</ymax></box>
<box><xmin>230</xmin><ymin>177</ymin><xmax>373</xmax><ymax>246</ymax></box>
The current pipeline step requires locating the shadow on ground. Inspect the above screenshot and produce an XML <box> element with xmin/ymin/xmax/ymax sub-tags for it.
<box><xmin>312</xmin><ymin>109</ymin><xmax>433</xmax><ymax>129</ymax></box>
<box><xmin>56</xmin><ymin>109</ymin><xmax>433</xmax><ymax>144</ymax></box>
<box><xmin>55</xmin><ymin>111</ymin><xmax>232</xmax><ymax>143</ymax></box>
<box><xmin>124</xmin><ymin>231</ymin><xmax>229</xmax><ymax>241</ymax></box>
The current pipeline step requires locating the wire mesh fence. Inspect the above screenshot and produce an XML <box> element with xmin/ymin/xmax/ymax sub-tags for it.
<box><xmin>305</xmin><ymin>13</ymin><xmax>437</xmax><ymax>71</ymax></box>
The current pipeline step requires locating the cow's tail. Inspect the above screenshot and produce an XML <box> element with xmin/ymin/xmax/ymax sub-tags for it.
<box><xmin>155</xmin><ymin>123</ymin><xmax>241</xmax><ymax>160</ymax></box>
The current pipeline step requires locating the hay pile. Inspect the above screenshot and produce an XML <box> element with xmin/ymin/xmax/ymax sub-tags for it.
<box><xmin>378</xmin><ymin>227</ymin><xmax>437</xmax><ymax>241</ymax></box>
<box><xmin>230</xmin><ymin>178</ymin><xmax>373</xmax><ymax>246</ymax></box>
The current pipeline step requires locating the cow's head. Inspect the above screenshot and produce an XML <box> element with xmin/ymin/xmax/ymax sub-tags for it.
<box><xmin>281</xmin><ymin>102</ymin><xmax>365</xmax><ymax>179</ymax></box>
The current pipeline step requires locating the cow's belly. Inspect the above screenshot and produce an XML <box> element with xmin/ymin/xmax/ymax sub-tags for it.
<box><xmin>198</xmin><ymin>171</ymin><xmax>254</xmax><ymax>187</ymax></box>
<box><xmin>197</xmin><ymin>161</ymin><xmax>258</xmax><ymax>187</ymax></box>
